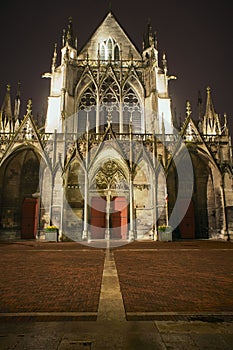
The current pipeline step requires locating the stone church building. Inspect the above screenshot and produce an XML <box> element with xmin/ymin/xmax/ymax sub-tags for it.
<box><xmin>0</xmin><ymin>11</ymin><xmax>232</xmax><ymax>242</ymax></box>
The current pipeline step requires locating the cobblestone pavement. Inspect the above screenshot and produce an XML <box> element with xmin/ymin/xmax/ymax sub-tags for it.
<box><xmin>0</xmin><ymin>239</ymin><xmax>232</xmax><ymax>349</ymax></box>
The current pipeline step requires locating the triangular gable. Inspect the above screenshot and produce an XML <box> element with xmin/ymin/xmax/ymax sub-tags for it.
<box><xmin>78</xmin><ymin>12</ymin><xmax>141</xmax><ymax>61</ymax></box>
<box><xmin>170</xmin><ymin>116</ymin><xmax>221</xmax><ymax>171</ymax></box>
<box><xmin>0</xmin><ymin>105</ymin><xmax>50</xmax><ymax>167</ymax></box>
<box><xmin>88</xmin><ymin>123</ymin><xmax>130</xmax><ymax>170</ymax></box>
<box><xmin>182</xmin><ymin>118</ymin><xmax>203</xmax><ymax>143</ymax></box>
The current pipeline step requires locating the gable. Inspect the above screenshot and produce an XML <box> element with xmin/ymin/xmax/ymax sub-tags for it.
<box><xmin>78</xmin><ymin>12</ymin><xmax>141</xmax><ymax>61</ymax></box>
<box><xmin>183</xmin><ymin>118</ymin><xmax>203</xmax><ymax>143</ymax></box>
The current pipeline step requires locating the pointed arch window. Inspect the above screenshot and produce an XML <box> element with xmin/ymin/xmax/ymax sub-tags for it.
<box><xmin>99</xmin><ymin>38</ymin><xmax>120</xmax><ymax>62</ymax></box>
<box><xmin>100</xmin><ymin>44</ymin><xmax>105</xmax><ymax>60</ymax></box>
<box><xmin>114</xmin><ymin>45</ymin><xmax>120</xmax><ymax>61</ymax></box>
<box><xmin>99</xmin><ymin>75</ymin><xmax>120</xmax><ymax>132</ymax></box>
<box><xmin>123</xmin><ymin>84</ymin><xmax>142</xmax><ymax>133</ymax></box>
<box><xmin>77</xmin><ymin>84</ymin><xmax>97</xmax><ymax>133</ymax></box>
<box><xmin>107</xmin><ymin>38</ymin><xmax>113</xmax><ymax>60</ymax></box>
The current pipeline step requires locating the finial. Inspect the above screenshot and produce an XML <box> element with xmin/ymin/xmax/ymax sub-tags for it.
<box><xmin>65</xmin><ymin>16</ymin><xmax>75</xmax><ymax>48</ymax></box>
<box><xmin>62</xmin><ymin>28</ymin><xmax>66</xmax><ymax>47</ymax></box>
<box><xmin>6</xmin><ymin>84</ymin><xmax>11</xmax><ymax>92</ymax></box>
<box><xmin>52</xmin><ymin>43</ymin><xmax>57</xmax><ymax>69</ymax></box>
<box><xmin>186</xmin><ymin>100</ymin><xmax>192</xmax><ymax>118</ymax></box>
<box><xmin>162</xmin><ymin>52</ymin><xmax>167</xmax><ymax>70</ymax></box>
<box><xmin>224</xmin><ymin>113</ymin><xmax>228</xmax><ymax>129</ymax></box>
<box><xmin>207</xmin><ymin>86</ymin><xmax>211</xmax><ymax>95</ymax></box>
<box><xmin>26</xmin><ymin>99</ymin><xmax>32</xmax><ymax>115</ymax></box>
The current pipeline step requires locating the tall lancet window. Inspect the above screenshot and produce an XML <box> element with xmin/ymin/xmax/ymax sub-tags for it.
<box><xmin>100</xmin><ymin>44</ymin><xmax>105</xmax><ymax>60</ymax></box>
<box><xmin>99</xmin><ymin>76</ymin><xmax>120</xmax><ymax>132</ymax></box>
<box><xmin>99</xmin><ymin>38</ymin><xmax>120</xmax><ymax>61</ymax></box>
<box><xmin>78</xmin><ymin>83</ymin><xmax>96</xmax><ymax>133</ymax></box>
<box><xmin>107</xmin><ymin>38</ymin><xmax>113</xmax><ymax>59</ymax></box>
<box><xmin>114</xmin><ymin>45</ymin><xmax>120</xmax><ymax>61</ymax></box>
<box><xmin>123</xmin><ymin>83</ymin><xmax>142</xmax><ymax>133</ymax></box>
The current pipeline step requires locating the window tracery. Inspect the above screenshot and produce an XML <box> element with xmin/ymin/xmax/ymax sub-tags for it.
<box><xmin>123</xmin><ymin>83</ymin><xmax>142</xmax><ymax>133</ymax></box>
<box><xmin>78</xmin><ymin>84</ymin><xmax>96</xmax><ymax>132</ymax></box>
<box><xmin>100</xmin><ymin>38</ymin><xmax>120</xmax><ymax>61</ymax></box>
<box><xmin>76</xmin><ymin>78</ymin><xmax>143</xmax><ymax>134</ymax></box>
<box><xmin>100</xmin><ymin>76</ymin><xmax>120</xmax><ymax>132</ymax></box>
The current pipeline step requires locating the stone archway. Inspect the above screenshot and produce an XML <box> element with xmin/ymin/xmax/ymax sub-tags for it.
<box><xmin>0</xmin><ymin>148</ymin><xmax>40</xmax><ymax>239</ymax></box>
<box><xmin>90</xmin><ymin>160</ymin><xmax>129</xmax><ymax>240</ymax></box>
<box><xmin>167</xmin><ymin>148</ymin><xmax>220</xmax><ymax>239</ymax></box>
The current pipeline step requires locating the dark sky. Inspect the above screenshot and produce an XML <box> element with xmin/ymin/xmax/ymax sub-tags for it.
<box><xmin>0</xmin><ymin>0</ymin><xmax>233</xmax><ymax>133</ymax></box>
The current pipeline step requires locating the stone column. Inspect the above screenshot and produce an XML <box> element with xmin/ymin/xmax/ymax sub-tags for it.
<box><xmin>82</xmin><ymin>169</ymin><xmax>89</xmax><ymax>241</ymax></box>
<box><xmin>105</xmin><ymin>190</ymin><xmax>111</xmax><ymax>240</ymax></box>
<box><xmin>128</xmin><ymin>124</ymin><xmax>134</xmax><ymax>241</ymax></box>
<box><xmin>82</xmin><ymin>124</ymin><xmax>89</xmax><ymax>241</ymax></box>
<box><xmin>128</xmin><ymin>176</ymin><xmax>135</xmax><ymax>241</ymax></box>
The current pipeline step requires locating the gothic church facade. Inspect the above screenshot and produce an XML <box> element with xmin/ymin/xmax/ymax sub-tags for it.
<box><xmin>0</xmin><ymin>12</ymin><xmax>232</xmax><ymax>242</ymax></box>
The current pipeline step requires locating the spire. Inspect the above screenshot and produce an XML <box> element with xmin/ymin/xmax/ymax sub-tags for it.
<box><xmin>205</xmin><ymin>86</ymin><xmax>215</xmax><ymax>119</ymax></box>
<box><xmin>186</xmin><ymin>100</ymin><xmax>192</xmax><ymax>119</ymax></box>
<box><xmin>1</xmin><ymin>84</ymin><xmax>13</xmax><ymax>132</ymax></box>
<box><xmin>26</xmin><ymin>99</ymin><xmax>32</xmax><ymax>116</ymax></box>
<box><xmin>52</xmin><ymin>43</ymin><xmax>57</xmax><ymax>70</ymax></box>
<box><xmin>162</xmin><ymin>52</ymin><xmax>167</xmax><ymax>73</ymax></box>
<box><xmin>202</xmin><ymin>87</ymin><xmax>221</xmax><ymax>135</ymax></box>
<box><xmin>143</xmin><ymin>19</ymin><xmax>156</xmax><ymax>50</ymax></box>
<box><xmin>223</xmin><ymin>113</ymin><xmax>229</xmax><ymax>136</ymax></box>
<box><xmin>13</xmin><ymin>81</ymin><xmax>21</xmax><ymax>128</ymax></box>
<box><xmin>62</xmin><ymin>17</ymin><xmax>76</xmax><ymax>48</ymax></box>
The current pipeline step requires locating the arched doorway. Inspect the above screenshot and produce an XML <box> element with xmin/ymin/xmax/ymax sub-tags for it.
<box><xmin>63</xmin><ymin>160</ymin><xmax>85</xmax><ymax>241</ymax></box>
<box><xmin>0</xmin><ymin>148</ymin><xmax>40</xmax><ymax>239</ymax></box>
<box><xmin>90</xmin><ymin>159</ymin><xmax>129</xmax><ymax>240</ymax></box>
<box><xmin>167</xmin><ymin>147</ymin><xmax>219</xmax><ymax>239</ymax></box>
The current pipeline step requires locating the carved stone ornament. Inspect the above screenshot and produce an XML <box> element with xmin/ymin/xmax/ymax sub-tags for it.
<box><xmin>94</xmin><ymin>160</ymin><xmax>127</xmax><ymax>190</ymax></box>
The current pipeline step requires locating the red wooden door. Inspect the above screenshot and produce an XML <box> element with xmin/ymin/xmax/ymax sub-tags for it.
<box><xmin>90</xmin><ymin>197</ymin><xmax>106</xmax><ymax>239</ymax></box>
<box><xmin>179</xmin><ymin>199</ymin><xmax>195</xmax><ymax>239</ymax></box>
<box><xmin>111</xmin><ymin>197</ymin><xmax>128</xmax><ymax>239</ymax></box>
<box><xmin>21</xmin><ymin>198</ymin><xmax>39</xmax><ymax>239</ymax></box>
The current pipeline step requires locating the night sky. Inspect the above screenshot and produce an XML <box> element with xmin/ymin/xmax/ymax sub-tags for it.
<box><xmin>0</xmin><ymin>0</ymin><xmax>232</xmax><ymax>133</ymax></box>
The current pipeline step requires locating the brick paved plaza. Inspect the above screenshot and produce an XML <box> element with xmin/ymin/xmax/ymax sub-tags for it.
<box><xmin>0</xmin><ymin>239</ymin><xmax>233</xmax><ymax>349</ymax></box>
<box><xmin>0</xmin><ymin>240</ymin><xmax>233</xmax><ymax>320</ymax></box>
<box><xmin>0</xmin><ymin>242</ymin><xmax>105</xmax><ymax>319</ymax></box>
<box><xmin>114</xmin><ymin>243</ymin><xmax>233</xmax><ymax>316</ymax></box>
